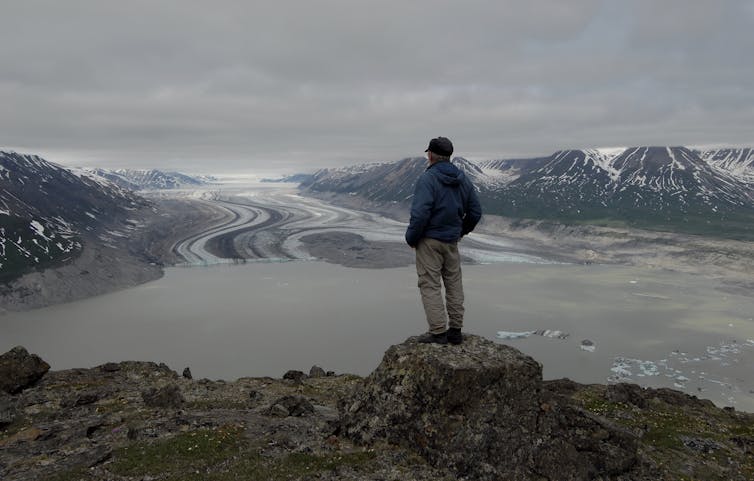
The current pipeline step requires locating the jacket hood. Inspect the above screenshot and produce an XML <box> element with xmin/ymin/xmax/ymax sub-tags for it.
<box><xmin>428</xmin><ymin>160</ymin><xmax>465</xmax><ymax>186</ymax></box>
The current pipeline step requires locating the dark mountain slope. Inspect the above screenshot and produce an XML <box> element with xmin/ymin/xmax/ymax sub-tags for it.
<box><xmin>0</xmin><ymin>151</ymin><xmax>147</xmax><ymax>282</ymax></box>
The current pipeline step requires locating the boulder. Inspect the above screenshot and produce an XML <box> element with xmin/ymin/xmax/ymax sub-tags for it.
<box><xmin>282</xmin><ymin>370</ymin><xmax>307</xmax><ymax>382</ymax></box>
<box><xmin>309</xmin><ymin>365</ymin><xmax>326</xmax><ymax>378</ymax></box>
<box><xmin>647</xmin><ymin>387</ymin><xmax>715</xmax><ymax>409</ymax></box>
<box><xmin>264</xmin><ymin>395</ymin><xmax>315</xmax><ymax>417</ymax></box>
<box><xmin>606</xmin><ymin>383</ymin><xmax>648</xmax><ymax>408</ymax></box>
<box><xmin>338</xmin><ymin>334</ymin><xmax>641</xmax><ymax>481</ymax></box>
<box><xmin>141</xmin><ymin>385</ymin><xmax>184</xmax><ymax>408</ymax></box>
<box><xmin>0</xmin><ymin>346</ymin><xmax>50</xmax><ymax>394</ymax></box>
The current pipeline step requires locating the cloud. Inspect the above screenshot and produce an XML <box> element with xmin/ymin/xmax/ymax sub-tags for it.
<box><xmin>1</xmin><ymin>0</ymin><xmax>752</xmax><ymax>172</ymax></box>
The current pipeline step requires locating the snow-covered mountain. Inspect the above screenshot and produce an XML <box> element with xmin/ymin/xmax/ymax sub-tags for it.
<box><xmin>302</xmin><ymin>157</ymin><xmax>428</xmax><ymax>203</ymax></box>
<box><xmin>477</xmin><ymin>156</ymin><xmax>551</xmax><ymax>185</ymax></box>
<box><xmin>77</xmin><ymin>168</ymin><xmax>210</xmax><ymax>191</ymax></box>
<box><xmin>0</xmin><ymin>151</ymin><xmax>147</xmax><ymax>282</ymax></box>
<box><xmin>301</xmin><ymin>146</ymin><xmax>754</xmax><ymax>238</ymax></box>
<box><xmin>261</xmin><ymin>173</ymin><xmax>315</xmax><ymax>184</ymax></box>
<box><xmin>695</xmin><ymin>148</ymin><xmax>754</xmax><ymax>182</ymax></box>
<box><xmin>497</xmin><ymin>147</ymin><xmax>752</xmax><ymax>217</ymax></box>
<box><xmin>301</xmin><ymin>156</ymin><xmax>497</xmax><ymax>203</ymax></box>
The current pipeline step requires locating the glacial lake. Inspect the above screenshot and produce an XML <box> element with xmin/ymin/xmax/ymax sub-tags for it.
<box><xmin>2</xmin><ymin>261</ymin><xmax>754</xmax><ymax>411</ymax></box>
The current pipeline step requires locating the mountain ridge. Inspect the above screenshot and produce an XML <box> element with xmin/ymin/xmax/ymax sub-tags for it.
<box><xmin>75</xmin><ymin>168</ymin><xmax>212</xmax><ymax>191</ymax></box>
<box><xmin>300</xmin><ymin>145</ymin><xmax>754</xmax><ymax>240</ymax></box>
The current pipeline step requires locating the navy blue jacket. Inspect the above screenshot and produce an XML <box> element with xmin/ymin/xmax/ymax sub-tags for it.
<box><xmin>405</xmin><ymin>161</ymin><xmax>482</xmax><ymax>247</ymax></box>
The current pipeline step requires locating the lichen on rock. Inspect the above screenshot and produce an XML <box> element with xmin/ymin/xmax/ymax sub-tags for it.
<box><xmin>338</xmin><ymin>334</ymin><xmax>645</xmax><ymax>480</ymax></box>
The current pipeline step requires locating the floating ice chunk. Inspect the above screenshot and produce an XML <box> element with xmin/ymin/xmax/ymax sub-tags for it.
<box><xmin>638</xmin><ymin>361</ymin><xmax>659</xmax><ymax>376</ymax></box>
<box><xmin>608</xmin><ymin>358</ymin><xmax>633</xmax><ymax>381</ymax></box>
<box><xmin>629</xmin><ymin>280</ymin><xmax>638</xmax><ymax>284</ymax></box>
<box><xmin>608</xmin><ymin>357</ymin><xmax>663</xmax><ymax>383</ymax></box>
<box><xmin>633</xmin><ymin>293</ymin><xmax>670</xmax><ymax>300</ymax></box>
<box><xmin>534</xmin><ymin>329</ymin><xmax>570</xmax><ymax>340</ymax></box>
<box><xmin>496</xmin><ymin>329</ymin><xmax>570</xmax><ymax>341</ymax></box>
<box><xmin>496</xmin><ymin>331</ymin><xmax>534</xmax><ymax>340</ymax></box>
<box><xmin>580</xmin><ymin>339</ymin><xmax>596</xmax><ymax>352</ymax></box>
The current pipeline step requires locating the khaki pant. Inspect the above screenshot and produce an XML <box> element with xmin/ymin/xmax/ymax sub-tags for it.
<box><xmin>415</xmin><ymin>237</ymin><xmax>464</xmax><ymax>335</ymax></box>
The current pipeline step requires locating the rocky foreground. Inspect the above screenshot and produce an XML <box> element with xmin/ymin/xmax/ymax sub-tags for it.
<box><xmin>1</xmin><ymin>337</ymin><xmax>753</xmax><ymax>481</ymax></box>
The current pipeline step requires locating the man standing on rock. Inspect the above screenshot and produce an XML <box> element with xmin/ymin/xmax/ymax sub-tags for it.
<box><xmin>406</xmin><ymin>137</ymin><xmax>482</xmax><ymax>345</ymax></box>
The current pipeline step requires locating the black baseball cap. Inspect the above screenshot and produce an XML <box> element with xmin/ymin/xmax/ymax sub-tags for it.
<box><xmin>425</xmin><ymin>136</ymin><xmax>453</xmax><ymax>156</ymax></box>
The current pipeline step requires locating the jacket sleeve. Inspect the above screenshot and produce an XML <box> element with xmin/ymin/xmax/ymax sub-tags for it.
<box><xmin>461</xmin><ymin>181</ymin><xmax>482</xmax><ymax>237</ymax></box>
<box><xmin>405</xmin><ymin>173</ymin><xmax>434</xmax><ymax>247</ymax></box>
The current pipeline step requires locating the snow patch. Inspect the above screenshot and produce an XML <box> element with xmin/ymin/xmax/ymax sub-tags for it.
<box><xmin>29</xmin><ymin>220</ymin><xmax>51</xmax><ymax>241</ymax></box>
<box><xmin>583</xmin><ymin>148</ymin><xmax>624</xmax><ymax>182</ymax></box>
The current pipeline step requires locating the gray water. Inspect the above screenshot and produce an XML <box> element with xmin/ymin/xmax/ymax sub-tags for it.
<box><xmin>2</xmin><ymin>261</ymin><xmax>753</xmax><ymax>410</ymax></box>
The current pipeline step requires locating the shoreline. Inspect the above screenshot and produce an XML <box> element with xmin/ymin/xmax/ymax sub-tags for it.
<box><xmin>299</xmin><ymin>190</ymin><xmax>754</xmax><ymax>295</ymax></box>
<box><xmin>0</xmin><ymin>198</ymin><xmax>229</xmax><ymax>314</ymax></box>
<box><xmin>3</xmin><ymin>189</ymin><xmax>754</xmax><ymax>313</ymax></box>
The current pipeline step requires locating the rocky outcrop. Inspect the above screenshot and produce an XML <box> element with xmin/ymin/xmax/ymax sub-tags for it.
<box><xmin>338</xmin><ymin>335</ymin><xmax>649</xmax><ymax>480</ymax></box>
<box><xmin>1</xmin><ymin>345</ymin><xmax>752</xmax><ymax>481</ymax></box>
<box><xmin>0</xmin><ymin>347</ymin><xmax>50</xmax><ymax>394</ymax></box>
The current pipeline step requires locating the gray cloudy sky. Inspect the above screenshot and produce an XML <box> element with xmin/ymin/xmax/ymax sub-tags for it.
<box><xmin>2</xmin><ymin>0</ymin><xmax>753</xmax><ymax>174</ymax></box>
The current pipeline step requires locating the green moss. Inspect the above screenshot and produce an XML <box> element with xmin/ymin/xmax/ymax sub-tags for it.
<box><xmin>111</xmin><ymin>425</ymin><xmax>245</xmax><ymax>476</ymax></box>
<box><xmin>570</xmin><ymin>386</ymin><xmax>754</xmax><ymax>480</ymax></box>
<box><xmin>110</xmin><ymin>425</ymin><xmax>377</xmax><ymax>480</ymax></box>
<box><xmin>41</xmin><ymin>466</ymin><xmax>89</xmax><ymax>481</ymax></box>
<box><xmin>728</xmin><ymin>418</ymin><xmax>754</xmax><ymax>437</ymax></box>
<box><xmin>187</xmin><ymin>451</ymin><xmax>377</xmax><ymax>481</ymax></box>
<box><xmin>0</xmin><ymin>417</ymin><xmax>28</xmax><ymax>442</ymax></box>
<box><xmin>573</xmin><ymin>388</ymin><xmax>630</xmax><ymax>418</ymax></box>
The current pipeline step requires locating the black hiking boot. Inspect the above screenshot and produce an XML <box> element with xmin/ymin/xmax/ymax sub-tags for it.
<box><xmin>417</xmin><ymin>332</ymin><xmax>448</xmax><ymax>345</ymax></box>
<box><xmin>447</xmin><ymin>327</ymin><xmax>463</xmax><ymax>345</ymax></box>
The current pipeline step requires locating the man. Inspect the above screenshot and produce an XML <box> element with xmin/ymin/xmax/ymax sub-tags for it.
<box><xmin>406</xmin><ymin>136</ymin><xmax>482</xmax><ymax>345</ymax></box>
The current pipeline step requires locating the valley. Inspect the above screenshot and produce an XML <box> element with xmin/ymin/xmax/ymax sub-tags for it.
<box><xmin>152</xmin><ymin>183</ymin><xmax>545</xmax><ymax>269</ymax></box>
<box><xmin>2</xmin><ymin>174</ymin><xmax>754</xmax><ymax>412</ymax></box>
